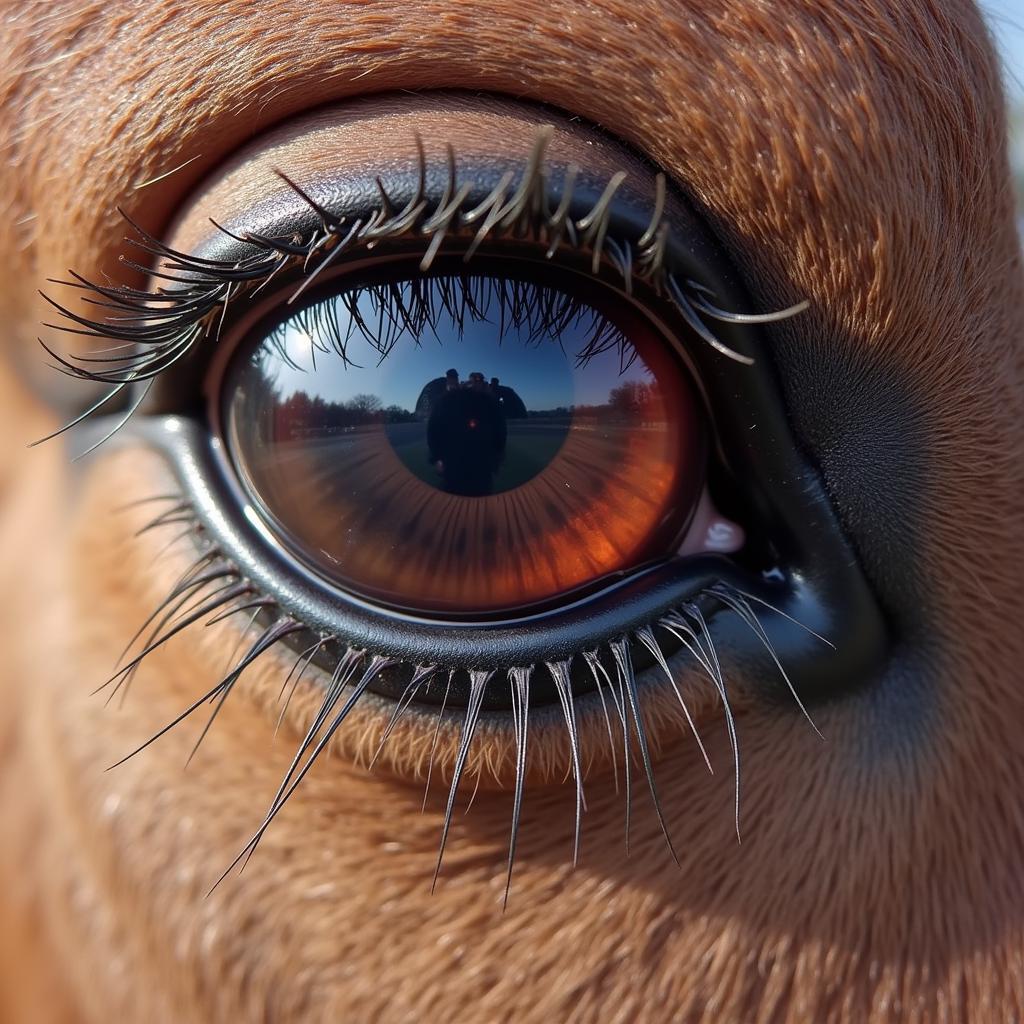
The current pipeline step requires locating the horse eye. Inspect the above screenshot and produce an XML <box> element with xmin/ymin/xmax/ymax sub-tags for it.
<box><xmin>42</xmin><ymin>102</ymin><xmax>886</xmax><ymax>748</ymax></box>
<box><xmin>220</xmin><ymin>264</ymin><xmax>706</xmax><ymax>616</ymax></box>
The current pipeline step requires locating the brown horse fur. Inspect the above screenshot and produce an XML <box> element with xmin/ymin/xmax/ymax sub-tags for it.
<box><xmin>1</xmin><ymin>1</ymin><xmax>1023</xmax><ymax>1021</ymax></box>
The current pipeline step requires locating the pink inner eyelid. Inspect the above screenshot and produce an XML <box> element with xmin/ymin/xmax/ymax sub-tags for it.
<box><xmin>678</xmin><ymin>488</ymin><xmax>745</xmax><ymax>557</ymax></box>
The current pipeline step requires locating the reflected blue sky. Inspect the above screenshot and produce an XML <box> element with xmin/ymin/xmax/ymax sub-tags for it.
<box><xmin>984</xmin><ymin>0</ymin><xmax>1024</xmax><ymax>102</ymax></box>
<box><xmin>261</xmin><ymin>281</ymin><xmax>653</xmax><ymax>412</ymax></box>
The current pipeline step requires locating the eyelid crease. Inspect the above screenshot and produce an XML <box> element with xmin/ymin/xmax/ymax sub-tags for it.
<box><xmin>34</xmin><ymin>125</ymin><xmax>809</xmax><ymax>452</ymax></box>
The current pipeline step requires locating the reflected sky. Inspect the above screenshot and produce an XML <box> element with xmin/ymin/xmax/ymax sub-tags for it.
<box><xmin>254</xmin><ymin>276</ymin><xmax>654</xmax><ymax>413</ymax></box>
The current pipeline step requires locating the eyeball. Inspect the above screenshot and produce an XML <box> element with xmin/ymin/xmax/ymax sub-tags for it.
<box><xmin>220</xmin><ymin>262</ymin><xmax>706</xmax><ymax>616</ymax></box>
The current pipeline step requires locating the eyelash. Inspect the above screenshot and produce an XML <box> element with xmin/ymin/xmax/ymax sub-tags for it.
<box><xmin>260</xmin><ymin>275</ymin><xmax>643</xmax><ymax>379</ymax></box>
<box><xmin>37</xmin><ymin>127</ymin><xmax>807</xmax><ymax>452</ymax></box>
<box><xmin>108</xmin><ymin>494</ymin><xmax>825</xmax><ymax>901</ymax></box>
<box><xmin>39</xmin><ymin>126</ymin><xmax>823</xmax><ymax>897</ymax></box>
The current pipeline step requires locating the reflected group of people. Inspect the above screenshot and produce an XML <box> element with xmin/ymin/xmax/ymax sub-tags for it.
<box><xmin>425</xmin><ymin>368</ymin><xmax>510</xmax><ymax>496</ymax></box>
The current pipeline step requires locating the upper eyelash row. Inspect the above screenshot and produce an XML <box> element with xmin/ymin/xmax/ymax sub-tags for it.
<box><xmin>35</xmin><ymin>125</ymin><xmax>808</xmax><ymax>454</ymax></box>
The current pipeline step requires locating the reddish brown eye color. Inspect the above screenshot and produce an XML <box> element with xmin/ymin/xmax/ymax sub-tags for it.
<box><xmin>222</xmin><ymin>265</ymin><xmax>706</xmax><ymax>615</ymax></box>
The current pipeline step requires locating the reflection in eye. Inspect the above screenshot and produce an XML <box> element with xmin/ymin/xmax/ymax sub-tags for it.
<box><xmin>225</xmin><ymin>270</ymin><xmax>705</xmax><ymax>614</ymax></box>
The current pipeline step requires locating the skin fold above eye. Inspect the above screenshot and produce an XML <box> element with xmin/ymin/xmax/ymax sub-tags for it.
<box><xmin>1</xmin><ymin>3</ymin><xmax>1023</xmax><ymax>1024</ymax></box>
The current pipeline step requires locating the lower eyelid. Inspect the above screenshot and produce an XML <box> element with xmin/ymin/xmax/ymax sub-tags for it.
<box><xmin>78</xmin><ymin>445</ymin><xmax>738</xmax><ymax>798</ymax></box>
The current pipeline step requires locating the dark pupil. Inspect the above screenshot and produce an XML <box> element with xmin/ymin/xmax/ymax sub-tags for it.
<box><xmin>224</xmin><ymin>270</ymin><xmax>704</xmax><ymax>615</ymax></box>
<box><xmin>423</xmin><ymin>375</ymin><xmax>530</xmax><ymax>496</ymax></box>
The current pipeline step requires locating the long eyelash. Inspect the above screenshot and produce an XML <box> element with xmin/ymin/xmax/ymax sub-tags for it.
<box><xmin>108</xmin><ymin>496</ymin><xmax>827</xmax><ymax>901</ymax></box>
<box><xmin>35</xmin><ymin>127</ymin><xmax>809</xmax><ymax>448</ymax></box>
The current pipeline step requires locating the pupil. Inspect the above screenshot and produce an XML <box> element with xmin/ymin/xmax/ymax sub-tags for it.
<box><xmin>417</xmin><ymin>367</ymin><xmax>564</xmax><ymax>496</ymax></box>
<box><xmin>223</xmin><ymin>267</ymin><xmax>704</xmax><ymax>615</ymax></box>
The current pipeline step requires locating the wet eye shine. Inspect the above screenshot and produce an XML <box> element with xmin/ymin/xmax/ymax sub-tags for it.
<box><xmin>224</xmin><ymin>266</ymin><xmax>706</xmax><ymax>615</ymax></box>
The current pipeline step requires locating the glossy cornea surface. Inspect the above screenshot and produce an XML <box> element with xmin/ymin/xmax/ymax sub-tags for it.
<box><xmin>223</xmin><ymin>267</ymin><xmax>705</xmax><ymax>615</ymax></box>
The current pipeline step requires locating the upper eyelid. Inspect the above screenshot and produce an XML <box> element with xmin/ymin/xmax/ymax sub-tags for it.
<box><xmin>39</xmin><ymin>126</ymin><xmax>807</xmax><ymax>448</ymax></box>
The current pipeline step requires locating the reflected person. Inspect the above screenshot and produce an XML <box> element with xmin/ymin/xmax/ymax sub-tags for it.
<box><xmin>427</xmin><ymin>370</ymin><xmax>507</xmax><ymax>495</ymax></box>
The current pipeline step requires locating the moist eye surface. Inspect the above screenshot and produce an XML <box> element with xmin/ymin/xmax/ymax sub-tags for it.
<box><xmin>223</xmin><ymin>263</ymin><xmax>706</xmax><ymax>615</ymax></box>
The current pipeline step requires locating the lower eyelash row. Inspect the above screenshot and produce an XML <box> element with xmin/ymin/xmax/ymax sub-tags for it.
<box><xmin>107</xmin><ymin>494</ymin><xmax>823</xmax><ymax>904</ymax></box>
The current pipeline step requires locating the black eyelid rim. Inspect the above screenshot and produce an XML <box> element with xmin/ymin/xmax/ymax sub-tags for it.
<box><xmin>75</xmin><ymin>144</ymin><xmax>888</xmax><ymax>703</ymax></box>
<box><xmin>103</xmin><ymin>406</ymin><xmax>886</xmax><ymax>705</ymax></box>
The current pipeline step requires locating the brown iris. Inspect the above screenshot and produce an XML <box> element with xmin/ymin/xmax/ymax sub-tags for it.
<box><xmin>222</xmin><ymin>265</ymin><xmax>705</xmax><ymax>615</ymax></box>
